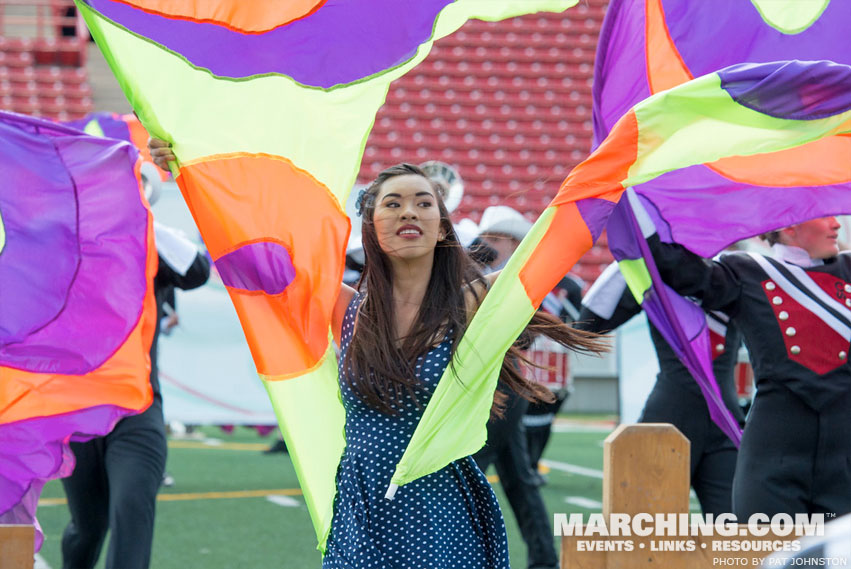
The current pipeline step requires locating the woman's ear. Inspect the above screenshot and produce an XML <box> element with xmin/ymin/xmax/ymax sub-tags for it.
<box><xmin>779</xmin><ymin>225</ymin><xmax>796</xmax><ymax>245</ymax></box>
<box><xmin>439</xmin><ymin>220</ymin><xmax>452</xmax><ymax>242</ymax></box>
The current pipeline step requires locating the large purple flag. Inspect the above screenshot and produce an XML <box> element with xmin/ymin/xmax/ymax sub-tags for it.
<box><xmin>0</xmin><ymin>111</ymin><xmax>157</xmax><ymax>549</ymax></box>
<box><xmin>593</xmin><ymin>0</ymin><xmax>851</xmax><ymax>442</ymax></box>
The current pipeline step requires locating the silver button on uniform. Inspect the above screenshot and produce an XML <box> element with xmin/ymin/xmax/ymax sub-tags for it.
<box><xmin>839</xmin><ymin>351</ymin><xmax>847</xmax><ymax>361</ymax></box>
<box><xmin>765</xmin><ymin>282</ymin><xmax>776</xmax><ymax>291</ymax></box>
<box><xmin>786</xmin><ymin>327</ymin><xmax>796</xmax><ymax>337</ymax></box>
<box><xmin>790</xmin><ymin>345</ymin><xmax>801</xmax><ymax>355</ymax></box>
<box><xmin>778</xmin><ymin>311</ymin><xmax>789</xmax><ymax>320</ymax></box>
<box><xmin>772</xmin><ymin>296</ymin><xmax>783</xmax><ymax>305</ymax></box>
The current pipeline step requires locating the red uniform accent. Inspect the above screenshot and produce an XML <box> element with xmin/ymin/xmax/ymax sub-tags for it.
<box><xmin>709</xmin><ymin>328</ymin><xmax>726</xmax><ymax>360</ymax></box>
<box><xmin>808</xmin><ymin>272</ymin><xmax>851</xmax><ymax>306</ymax></box>
<box><xmin>760</xmin><ymin>278</ymin><xmax>850</xmax><ymax>375</ymax></box>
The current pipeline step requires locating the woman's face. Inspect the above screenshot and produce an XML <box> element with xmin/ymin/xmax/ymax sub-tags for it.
<box><xmin>785</xmin><ymin>216</ymin><xmax>841</xmax><ymax>259</ymax></box>
<box><xmin>371</xmin><ymin>174</ymin><xmax>444</xmax><ymax>261</ymax></box>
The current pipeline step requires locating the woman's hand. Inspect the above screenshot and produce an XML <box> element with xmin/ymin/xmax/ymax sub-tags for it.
<box><xmin>148</xmin><ymin>137</ymin><xmax>176</xmax><ymax>171</ymax></box>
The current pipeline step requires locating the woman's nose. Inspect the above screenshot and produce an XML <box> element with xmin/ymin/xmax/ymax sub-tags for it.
<box><xmin>401</xmin><ymin>204</ymin><xmax>418</xmax><ymax>219</ymax></box>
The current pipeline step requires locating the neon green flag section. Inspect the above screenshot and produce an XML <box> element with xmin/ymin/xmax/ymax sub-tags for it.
<box><xmin>76</xmin><ymin>0</ymin><xmax>579</xmax><ymax>551</ymax></box>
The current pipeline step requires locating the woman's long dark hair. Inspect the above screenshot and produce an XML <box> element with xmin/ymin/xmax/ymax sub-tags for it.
<box><xmin>344</xmin><ymin>163</ymin><xmax>607</xmax><ymax>416</ymax></box>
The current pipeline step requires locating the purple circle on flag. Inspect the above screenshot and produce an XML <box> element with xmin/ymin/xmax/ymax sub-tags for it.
<box><xmin>215</xmin><ymin>241</ymin><xmax>296</xmax><ymax>295</ymax></box>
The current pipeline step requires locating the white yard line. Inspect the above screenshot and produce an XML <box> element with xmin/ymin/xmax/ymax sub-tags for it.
<box><xmin>265</xmin><ymin>495</ymin><xmax>300</xmax><ymax>507</ymax></box>
<box><xmin>34</xmin><ymin>553</ymin><xmax>52</xmax><ymax>569</ymax></box>
<box><xmin>689</xmin><ymin>489</ymin><xmax>700</xmax><ymax>507</ymax></box>
<box><xmin>564</xmin><ymin>496</ymin><xmax>603</xmax><ymax>509</ymax></box>
<box><xmin>541</xmin><ymin>459</ymin><xmax>604</xmax><ymax>479</ymax></box>
<box><xmin>552</xmin><ymin>423</ymin><xmax>615</xmax><ymax>433</ymax></box>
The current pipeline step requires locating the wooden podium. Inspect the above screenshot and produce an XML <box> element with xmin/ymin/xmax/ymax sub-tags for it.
<box><xmin>560</xmin><ymin>424</ymin><xmax>799</xmax><ymax>568</ymax></box>
<box><xmin>0</xmin><ymin>524</ymin><xmax>34</xmax><ymax>569</ymax></box>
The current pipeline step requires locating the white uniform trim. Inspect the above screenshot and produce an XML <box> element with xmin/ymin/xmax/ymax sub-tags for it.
<box><xmin>705</xmin><ymin>313</ymin><xmax>728</xmax><ymax>337</ymax></box>
<box><xmin>709</xmin><ymin>310</ymin><xmax>729</xmax><ymax>323</ymax></box>
<box><xmin>542</xmin><ymin>291</ymin><xmax>580</xmax><ymax>321</ymax></box>
<box><xmin>783</xmin><ymin>262</ymin><xmax>851</xmax><ymax>326</ymax></box>
<box><xmin>154</xmin><ymin>221</ymin><xmax>200</xmax><ymax>276</ymax></box>
<box><xmin>747</xmin><ymin>252</ymin><xmax>851</xmax><ymax>342</ymax></box>
<box><xmin>581</xmin><ymin>262</ymin><xmax>627</xmax><ymax>320</ymax></box>
<box><xmin>522</xmin><ymin>413</ymin><xmax>556</xmax><ymax>428</ymax></box>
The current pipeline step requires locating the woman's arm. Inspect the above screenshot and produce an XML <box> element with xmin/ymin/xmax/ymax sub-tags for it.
<box><xmin>333</xmin><ymin>283</ymin><xmax>357</xmax><ymax>346</ymax></box>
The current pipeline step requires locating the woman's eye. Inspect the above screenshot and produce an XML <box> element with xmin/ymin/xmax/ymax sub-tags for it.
<box><xmin>386</xmin><ymin>202</ymin><xmax>399</xmax><ymax>208</ymax></box>
<box><xmin>419</xmin><ymin>201</ymin><xmax>433</xmax><ymax>207</ymax></box>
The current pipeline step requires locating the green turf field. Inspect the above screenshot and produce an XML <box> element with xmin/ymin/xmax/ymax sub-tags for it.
<box><xmin>34</xmin><ymin>416</ymin><xmax>618</xmax><ymax>569</ymax></box>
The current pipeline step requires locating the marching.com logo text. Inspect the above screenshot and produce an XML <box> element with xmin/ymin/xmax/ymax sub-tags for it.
<box><xmin>554</xmin><ymin>513</ymin><xmax>825</xmax><ymax>537</ymax></box>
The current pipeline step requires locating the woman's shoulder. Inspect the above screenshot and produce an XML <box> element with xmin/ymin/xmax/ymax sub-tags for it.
<box><xmin>340</xmin><ymin>283</ymin><xmax>357</xmax><ymax>306</ymax></box>
<box><xmin>333</xmin><ymin>284</ymin><xmax>360</xmax><ymax>345</ymax></box>
<box><xmin>342</xmin><ymin>286</ymin><xmax>364</xmax><ymax>320</ymax></box>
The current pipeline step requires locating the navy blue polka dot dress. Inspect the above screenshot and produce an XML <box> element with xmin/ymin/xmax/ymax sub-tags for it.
<box><xmin>322</xmin><ymin>294</ymin><xmax>510</xmax><ymax>569</ymax></box>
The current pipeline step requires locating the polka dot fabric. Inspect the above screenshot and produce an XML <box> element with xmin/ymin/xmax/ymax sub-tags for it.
<box><xmin>323</xmin><ymin>294</ymin><xmax>510</xmax><ymax>569</ymax></box>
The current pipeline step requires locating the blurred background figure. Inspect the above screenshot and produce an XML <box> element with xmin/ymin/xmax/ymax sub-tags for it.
<box><xmin>476</xmin><ymin>205</ymin><xmax>531</xmax><ymax>271</ymax></box>
<box><xmin>60</xmin><ymin>175</ymin><xmax>211</xmax><ymax>569</ymax></box>
<box><xmin>576</xmin><ymin>261</ymin><xmax>744</xmax><ymax>515</ymax></box>
<box><xmin>522</xmin><ymin>274</ymin><xmax>583</xmax><ymax>484</ymax></box>
<box><xmin>470</xmin><ymin>204</ymin><xmax>561</xmax><ymax>569</ymax></box>
<box><xmin>646</xmin><ymin>215</ymin><xmax>850</xmax><ymax>519</ymax></box>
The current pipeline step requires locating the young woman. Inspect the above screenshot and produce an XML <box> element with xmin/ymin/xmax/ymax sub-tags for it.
<box><xmin>151</xmin><ymin>141</ymin><xmax>604</xmax><ymax>566</ymax></box>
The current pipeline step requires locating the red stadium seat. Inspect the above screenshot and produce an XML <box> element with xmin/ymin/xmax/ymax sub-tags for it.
<box><xmin>0</xmin><ymin>0</ymin><xmax>94</xmax><ymax>122</ymax></box>
<box><xmin>11</xmin><ymin>96</ymin><xmax>39</xmax><ymax>115</ymax></box>
<box><xmin>355</xmin><ymin>0</ymin><xmax>610</xmax><ymax>228</ymax></box>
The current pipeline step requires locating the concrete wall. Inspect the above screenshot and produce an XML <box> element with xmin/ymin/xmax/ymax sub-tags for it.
<box><xmin>564</xmin><ymin>347</ymin><xmax>619</xmax><ymax>414</ymax></box>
